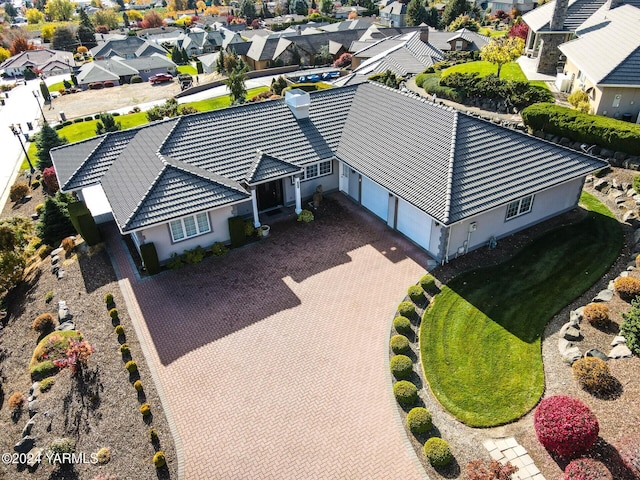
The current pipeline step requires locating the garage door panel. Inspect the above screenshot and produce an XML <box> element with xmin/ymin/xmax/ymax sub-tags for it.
<box><xmin>397</xmin><ymin>199</ymin><xmax>431</xmax><ymax>250</ymax></box>
<box><xmin>361</xmin><ymin>176</ymin><xmax>388</xmax><ymax>221</ymax></box>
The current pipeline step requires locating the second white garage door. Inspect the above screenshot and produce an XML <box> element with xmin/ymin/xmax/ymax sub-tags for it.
<box><xmin>361</xmin><ymin>175</ymin><xmax>388</xmax><ymax>221</ymax></box>
<box><xmin>397</xmin><ymin>199</ymin><xmax>432</xmax><ymax>250</ymax></box>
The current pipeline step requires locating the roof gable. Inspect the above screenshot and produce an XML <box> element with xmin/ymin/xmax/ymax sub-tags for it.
<box><xmin>244</xmin><ymin>151</ymin><xmax>303</xmax><ymax>184</ymax></box>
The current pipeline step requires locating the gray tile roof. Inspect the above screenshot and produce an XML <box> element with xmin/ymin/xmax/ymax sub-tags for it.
<box><xmin>52</xmin><ymin>82</ymin><xmax>606</xmax><ymax>233</ymax></box>
<box><xmin>91</xmin><ymin>36</ymin><xmax>166</xmax><ymax>59</ymax></box>
<box><xmin>559</xmin><ymin>4</ymin><xmax>640</xmax><ymax>85</ymax></box>
<box><xmin>244</xmin><ymin>151</ymin><xmax>303</xmax><ymax>184</ymax></box>
<box><xmin>0</xmin><ymin>49</ymin><xmax>73</xmax><ymax>70</ymax></box>
<box><xmin>523</xmin><ymin>0</ymin><xmax>608</xmax><ymax>32</ymax></box>
<box><xmin>336</xmin><ymin>83</ymin><xmax>607</xmax><ymax>224</ymax></box>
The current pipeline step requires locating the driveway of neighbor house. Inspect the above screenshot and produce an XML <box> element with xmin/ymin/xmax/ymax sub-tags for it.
<box><xmin>107</xmin><ymin>195</ymin><xmax>434</xmax><ymax>480</ymax></box>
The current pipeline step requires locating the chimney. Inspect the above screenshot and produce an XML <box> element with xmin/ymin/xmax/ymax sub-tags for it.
<box><xmin>296</xmin><ymin>25</ymin><xmax>302</xmax><ymax>35</ymax></box>
<box><xmin>285</xmin><ymin>89</ymin><xmax>310</xmax><ymax>119</ymax></box>
<box><xmin>549</xmin><ymin>0</ymin><xmax>569</xmax><ymax>31</ymax></box>
<box><xmin>420</xmin><ymin>26</ymin><xmax>429</xmax><ymax>44</ymax></box>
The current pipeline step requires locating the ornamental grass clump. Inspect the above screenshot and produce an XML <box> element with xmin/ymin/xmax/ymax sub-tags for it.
<box><xmin>615</xmin><ymin>277</ymin><xmax>640</xmax><ymax>302</ymax></box>
<box><xmin>406</xmin><ymin>407</ymin><xmax>432</xmax><ymax>434</ymax></box>
<box><xmin>534</xmin><ymin>395</ymin><xmax>599</xmax><ymax>458</ymax></box>
<box><xmin>423</xmin><ymin>437</ymin><xmax>453</xmax><ymax>467</ymax></box>
<box><xmin>390</xmin><ymin>334</ymin><xmax>410</xmax><ymax>354</ymax></box>
<box><xmin>390</xmin><ymin>354</ymin><xmax>413</xmax><ymax>379</ymax></box>
<box><xmin>572</xmin><ymin>357</ymin><xmax>616</xmax><ymax>395</ymax></box>
<box><xmin>563</xmin><ymin>458</ymin><xmax>612</xmax><ymax>480</ymax></box>
<box><xmin>582</xmin><ymin>303</ymin><xmax>610</xmax><ymax>329</ymax></box>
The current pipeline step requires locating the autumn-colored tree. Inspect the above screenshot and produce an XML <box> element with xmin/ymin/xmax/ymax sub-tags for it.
<box><xmin>126</xmin><ymin>9</ymin><xmax>143</xmax><ymax>21</ymax></box>
<box><xmin>25</xmin><ymin>8</ymin><xmax>45</xmax><ymax>24</ymax></box>
<box><xmin>45</xmin><ymin>0</ymin><xmax>75</xmax><ymax>21</ymax></box>
<box><xmin>10</xmin><ymin>37</ymin><xmax>35</xmax><ymax>56</ymax></box>
<box><xmin>168</xmin><ymin>0</ymin><xmax>188</xmax><ymax>11</ymax></box>
<box><xmin>142</xmin><ymin>10</ymin><xmax>165</xmax><ymax>28</ymax></box>
<box><xmin>508</xmin><ymin>20</ymin><xmax>529</xmax><ymax>40</ymax></box>
<box><xmin>196</xmin><ymin>0</ymin><xmax>206</xmax><ymax>10</ymax></box>
<box><xmin>41</xmin><ymin>24</ymin><xmax>56</xmax><ymax>43</ymax></box>
<box><xmin>480</xmin><ymin>36</ymin><xmax>524</xmax><ymax>77</ymax></box>
<box><xmin>93</xmin><ymin>9</ymin><xmax>120</xmax><ymax>29</ymax></box>
<box><xmin>0</xmin><ymin>47</ymin><xmax>10</xmax><ymax>63</ymax></box>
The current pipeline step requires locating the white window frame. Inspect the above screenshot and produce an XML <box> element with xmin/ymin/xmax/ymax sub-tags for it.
<box><xmin>299</xmin><ymin>160</ymin><xmax>333</xmax><ymax>182</ymax></box>
<box><xmin>505</xmin><ymin>195</ymin><xmax>534</xmax><ymax>220</ymax></box>
<box><xmin>169</xmin><ymin>212</ymin><xmax>211</xmax><ymax>242</ymax></box>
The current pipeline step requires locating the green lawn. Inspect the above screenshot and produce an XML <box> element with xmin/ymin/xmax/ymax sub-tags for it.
<box><xmin>48</xmin><ymin>81</ymin><xmax>66</xmax><ymax>93</ymax></box>
<box><xmin>177</xmin><ymin>65</ymin><xmax>198</xmax><ymax>76</ymax></box>
<box><xmin>181</xmin><ymin>86</ymin><xmax>269</xmax><ymax>111</ymax></box>
<box><xmin>479</xmin><ymin>27</ymin><xmax>509</xmax><ymax>38</ymax></box>
<box><xmin>420</xmin><ymin>192</ymin><xmax>621</xmax><ymax>427</ymax></box>
<box><xmin>442</xmin><ymin>61</ymin><xmax>550</xmax><ymax>90</ymax></box>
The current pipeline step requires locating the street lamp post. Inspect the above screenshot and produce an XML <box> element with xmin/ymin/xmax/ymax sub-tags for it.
<box><xmin>33</xmin><ymin>90</ymin><xmax>46</xmax><ymax>123</ymax></box>
<box><xmin>9</xmin><ymin>124</ymin><xmax>36</xmax><ymax>175</ymax></box>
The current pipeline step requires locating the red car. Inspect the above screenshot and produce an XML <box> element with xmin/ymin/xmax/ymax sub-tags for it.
<box><xmin>149</xmin><ymin>73</ymin><xmax>174</xmax><ymax>84</ymax></box>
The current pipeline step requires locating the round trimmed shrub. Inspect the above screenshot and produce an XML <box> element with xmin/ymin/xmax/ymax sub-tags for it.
<box><xmin>32</xmin><ymin>313</ymin><xmax>56</xmax><ymax>333</ymax></box>
<box><xmin>120</xmin><ymin>343</ymin><xmax>130</xmax><ymax>355</ymax></box>
<box><xmin>617</xmin><ymin>434</ymin><xmax>640</xmax><ymax>479</ymax></box>
<box><xmin>423</xmin><ymin>437</ymin><xmax>453</xmax><ymax>467</ymax></box>
<box><xmin>10</xmin><ymin>182</ymin><xmax>29</xmax><ymax>202</ymax></box>
<box><xmin>408</xmin><ymin>285</ymin><xmax>425</xmax><ymax>303</ymax></box>
<box><xmin>96</xmin><ymin>447</ymin><xmax>111</xmax><ymax>464</ymax></box>
<box><xmin>398</xmin><ymin>301</ymin><xmax>415</xmax><ymax>318</ymax></box>
<box><xmin>153</xmin><ymin>451</ymin><xmax>165</xmax><ymax>468</ymax></box>
<box><xmin>583</xmin><ymin>303</ymin><xmax>610</xmax><ymax>329</ymax></box>
<box><xmin>149</xmin><ymin>429</ymin><xmax>159</xmax><ymax>443</ymax></box>
<box><xmin>109</xmin><ymin>308</ymin><xmax>119</xmax><ymax>319</ymax></box>
<box><xmin>393</xmin><ymin>380</ymin><xmax>418</xmax><ymax>406</ymax></box>
<box><xmin>104</xmin><ymin>292</ymin><xmax>114</xmax><ymax>305</ymax></box>
<box><xmin>140</xmin><ymin>403</ymin><xmax>151</xmax><ymax>416</ymax></box>
<box><xmin>114</xmin><ymin>325</ymin><xmax>124</xmax><ymax>335</ymax></box>
<box><xmin>563</xmin><ymin>458</ymin><xmax>612</xmax><ymax>480</ymax></box>
<box><xmin>534</xmin><ymin>395</ymin><xmax>599</xmax><ymax>458</ymax></box>
<box><xmin>615</xmin><ymin>277</ymin><xmax>640</xmax><ymax>301</ymax></box>
<box><xmin>406</xmin><ymin>407</ymin><xmax>432</xmax><ymax>434</ymax></box>
<box><xmin>125</xmin><ymin>360</ymin><xmax>137</xmax><ymax>373</ymax></box>
<box><xmin>390</xmin><ymin>334</ymin><xmax>410</xmax><ymax>354</ymax></box>
<box><xmin>134</xmin><ymin>380</ymin><xmax>143</xmax><ymax>392</ymax></box>
<box><xmin>8</xmin><ymin>392</ymin><xmax>24</xmax><ymax>411</ymax></box>
<box><xmin>390</xmin><ymin>354</ymin><xmax>413</xmax><ymax>379</ymax></box>
<box><xmin>393</xmin><ymin>316</ymin><xmax>412</xmax><ymax>335</ymax></box>
<box><xmin>572</xmin><ymin>357</ymin><xmax>615</xmax><ymax>395</ymax></box>
<box><xmin>420</xmin><ymin>273</ymin><xmax>436</xmax><ymax>291</ymax></box>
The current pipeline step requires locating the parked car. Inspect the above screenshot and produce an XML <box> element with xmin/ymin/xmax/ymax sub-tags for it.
<box><xmin>88</xmin><ymin>82</ymin><xmax>104</xmax><ymax>90</ymax></box>
<box><xmin>149</xmin><ymin>73</ymin><xmax>173</xmax><ymax>84</ymax></box>
<box><xmin>103</xmin><ymin>81</ymin><xmax>115</xmax><ymax>88</ymax></box>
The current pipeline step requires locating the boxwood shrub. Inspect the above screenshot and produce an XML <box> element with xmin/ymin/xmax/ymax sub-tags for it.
<box><xmin>423</xmin><ymin>437</ymin><xmax>453</xmax><ymax>467</ymax></box>
<box><xmin>522</xmin><ymin>103</ymin><xmax>640</xmax><ymax>156</ymax></box>
<box><xmin>406</xmin><ymin>407</ymin><xmax>432</xmax><ymax>434</ymax></box>
<box><xmin>398</xmin><ymin>301</ymin><xmax>415</xmax><ymax>318</ymax></box>
<box><xmin>393</xmin><ymin>380</ymin><xmax>418</xmax><ymax>406</ymax></box>
<box><xmin>390</xmin><ymin>354</ymin><xmax>413</xmax><ymax>379</ymax></box>
<box><xmin>420</xmin><ymin>274</ymin><xmax>438</xmax><ymax>294</ymax></box>
<box><xmin>393</xmin><ymin>316</ymin><xmax>412</xmax><ymax>335</ymax></box>
<box><xmin>390</xmin><ymin>334</ymin><xmax>410</xmax><ymax>354</ymax></box>
<box><xmin>408</xmin><ymin>285</ymin><xmax>425</xmax><ymax>303</ymax></box>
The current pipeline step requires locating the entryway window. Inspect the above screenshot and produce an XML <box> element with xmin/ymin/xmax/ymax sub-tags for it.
<box><xmin>505</xmin><ymin>195</ymin><xmax>534</xmax><ymax>220</ymax></box>
<box><xmin>301</xmin><ymin>160</ymin><xmax>332</xmax><ymax>181</ymax></box>
<box><xmin>169</xmin><ymin>212</ymin><xmax>211</xmax><ymax>242</ymax></box>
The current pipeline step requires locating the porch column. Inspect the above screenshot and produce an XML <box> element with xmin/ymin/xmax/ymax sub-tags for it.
<box><xmin>294</xmin><ymin>175</ymin><xmax>302</xmax><ymax>215</ymax></box>
<box><xmin>251</xmin><ymin>186</ymin><xmax>261</xmax><ymax>228</ymax></box>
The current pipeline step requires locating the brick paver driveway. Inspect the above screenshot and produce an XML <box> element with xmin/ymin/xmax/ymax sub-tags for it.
<box><xmin>108</xmin><ymin>194</ymin><xmax>433</xmax><ymax>480</ymax></box>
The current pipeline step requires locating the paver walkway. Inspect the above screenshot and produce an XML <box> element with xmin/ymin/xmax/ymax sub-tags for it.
<box><xmin>483</xmin><ymin>437</ymin><xmax>546</xmax><ymax>480</ymax></box>
<box><xmin>107</xmin><ymin>195</ymin><xmax>433</xmax><ymax>480</ymax></box>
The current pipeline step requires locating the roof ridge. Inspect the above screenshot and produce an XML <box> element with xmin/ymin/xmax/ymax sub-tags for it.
<box><xmin>122</xmin><ymin>162</ymin><xmax>169</xmax><ymax>231</ymax></box>
<box><xmin>164</xmin><ymin>156</ymin><xmax>248</xmax><ymax>193</ymax></box>
<box><xmin>600</xmin><ymin>43</ymin><xmax>640</xmax><ymax>84</ymax></box>
<box><xmin>443</xmin><ymin>111</ymin><xmax>458</xmax><ymax>223</ymax></box>
<box><xmin>61</xmin><ymin>134</ymin><xmax>110</xmax><ymax>190</ymax></box>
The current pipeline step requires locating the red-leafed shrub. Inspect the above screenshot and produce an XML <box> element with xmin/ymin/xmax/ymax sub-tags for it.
<box><xmin>617</xmin><ymin>434</ymin><xmax>640</xmax><ymax>479</ymax></box>
<box><xmin>465</xmin><ymin>459</ymin><xmax>518</xmax><ymax>480</ymax></box>
<box><xmin>508</xmin><ymin>21</ymin><xmax>529</xmax><ymax>40</ymax></box>
<box><xmin>563</xmin><ymin>458</ymin><xmax>612</xmax><ymax>480</ymax></box>
<box><xmin>42</xmin><ymin>166</ymin><xmax>59</xmax><ymax>192</ymax></box>
<box><xmin>333</xmin><ymin>52</ymin><xmax>352</xmax><ymax>68</ymax></box>
<box><xmin>534</xmin><ymin>395</ymin><xmax>599</xmax><ymax>458</ymax></box>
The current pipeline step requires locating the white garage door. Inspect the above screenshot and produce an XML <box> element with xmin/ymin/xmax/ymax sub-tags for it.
<box><xmin>361</xmin><ymin>176</ymin><xmax>388</xmax><ymax>221</ymax></box>
<box><xmin>397</xmin><ymin>199</ymin><xmax>432</xmax><ymax>250</ymax></box>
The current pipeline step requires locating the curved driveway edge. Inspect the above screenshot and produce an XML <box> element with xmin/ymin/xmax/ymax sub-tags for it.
<box><xmin>107</xmin><ymin>195</ymin><xmax>433</xmax><ymax>479</ymax></box>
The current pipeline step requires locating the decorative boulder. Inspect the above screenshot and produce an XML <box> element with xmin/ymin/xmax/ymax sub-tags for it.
<box><xmin>563</xmin><ymin>347</ymin><xmax>582</xmax><ymax>365</ymax></box>
<box><xmin>609</xmin><ymin>344</ymin><xmax>633</xmax><ymax>359</ymax></box>
<box><xmin>594</xmin><ymin>179</ymin><xmax>608</xmax><ymax>191</ymax></box>
<box><xmin>611</xmin><ymin>335</ymin><xmax>627</xmax><ymax>346</ymax></box>
<box><xmin>592</xmin><ymin>290</ymin><xmax>614</xmax><ymax>302</ymax></box>
<box><xmin>564</xmin><ymin>326</ymin><xmax>582</xmax><ymax>341</ymax></box>
<box><xmin>585</xmin><ymin>349</ymin><xmax>608</xmax><ymax>361</ymax></box>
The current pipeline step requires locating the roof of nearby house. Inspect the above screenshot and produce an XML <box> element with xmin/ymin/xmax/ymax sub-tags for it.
<box><xmin>353</xmin><ymin>31</ymin><xmax>444</xmax><ymax>76</ymax></box>
<box><xmin>119</xmin><ymin>53</ymin><xmax>177</xmax><ymax>71</ymax></box>
<box><xmin>559</xmin><ymin>3</ymin><xmax>640</xmax><ymax>85</ymax></box>
<box><xmin>446</xmin><ymin>28</ymin><xmax>490</xmax><ymax>48</ymax></box>
<box><xmin>318</xmin><ymin>19</ymin><xmax>373</xmax><ymax>32</ymax></box>
<box><xmin>93</xmin><ymin>57</ymin><xmax>139</xmax><ymax>76</ymax></box>
<box><xmin>381</xmin><ymin>1</ymin><xmax>407</xmax><ymax>15</ymax></box>
<box><xmin>198</xmin><ymin>52</ymin><xmax>219</xmax><ymax>67</ymax></box>
<box><xmin>0</xmin><ymin>49</ymin><xmax>74</xmax><ymax>70</ymax></box>
<box><xmin>76</xmin><ymin>62</ymin><xmax>120</xmax><ymax>84</ymax></box>
<box><xmin>522</xmin><ymin>0</ymin><xmax>608</xmax><ymax>32</ymax></box>
<box><xmin>52</xmin><ymin>82</ymin><xmax>606</xmax><ymax>234</ymax></box>
<box><xmin>91</xmin><ymin>35</ymin><xmax>167</xmax><ymax>58</ymax></box>
<box><xmin>247</xmin><ymin>30</ymin><xmax>362</xmax><ymax>61</ymax></box>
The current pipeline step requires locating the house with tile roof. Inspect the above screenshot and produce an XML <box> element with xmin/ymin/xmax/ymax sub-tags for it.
<box><xmin>50</xmin><ymin>82</ymin><xmax>607</xmax><ymax>265</ymax></box>
<box><xmin>558</xmin><ymin>3</ymin><xmax>640</xmax><ymax>120</ymax></box>
<box><xmin>0</xmin><ymin>49</ymin><xmax>74</xmax><ymax>77</ymax></box>
<box><xmin>91</xmin><ymin>35</ymin><xmax>168</xmax><ymax>60</ymax></box>
<box><xmin>75</xmin><ymin>54</ymin><xmax>177</xmax><ymax>87</ymax></box>
<box><xmin>379</xmin><ymin>1</ymin><xmax>408</xmax><ymax>27</ymax></box>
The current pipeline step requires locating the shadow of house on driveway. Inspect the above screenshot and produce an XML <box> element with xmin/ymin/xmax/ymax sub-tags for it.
<box><xmin>118</xmin><ymin>194</ymin><xmax>433</xmax><ymax>366</ymax></box>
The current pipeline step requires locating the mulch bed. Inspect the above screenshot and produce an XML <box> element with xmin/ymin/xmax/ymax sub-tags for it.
<box><xmin>0</xmin><ymin>172</ymin><xmax>178</xmax><ymax>480</ymax></box>
<box><xmin>395</xmin><ymin>167</ymin><xmax>640</xmax><ymax>480</ymax></box>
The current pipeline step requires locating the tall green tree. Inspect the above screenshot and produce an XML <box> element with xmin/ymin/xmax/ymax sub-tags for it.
<box><xmin>239</xmin><ymin>0</ymin><xmax>257</xmax><ymax>22</ymax></box>
<box><xmin>171</xmin><ymin>46</ymin><xmax>182</xmax><ymax>64</ymax></box>
<box><xmin>122</xmin><ymin>11</ymin><xmax>130</xmax><ymax>28</ymax></box>
<box><xmin>95</xmin><ymin>113</ymin><xmax>122</xmax><ymax>135</ymax></box>
<box><xmin>225</xmin><ymin>67</ymin><xmax>247</xmax><ymax>104</ymax></box>
<box><xmin>291</xmin><ymin>0</ymin><xmax>308</xmax><ymax>15</ymax></box>
<box><xmin>37</xmin><ymin>193</ymin><xmax>76</xmax><ymax>247</ymax></box>
<box><xmin>426</xmin><ymin>6</ymin><xmax>439</xmax><ymax>28</ymax></box>
<box><xmin>320</xmin><ymin>0</ymin><xmax>332</xmax><ymax>14</ymax></box>
<box><xmin>215</xmin><ymin>49</ymin><xmax>225</xmax><ymax>73</ymax></box>
<box><xmin>35</xmin><ymin>123</ymin><xmax>68</xmax><ymax>170</ymax></box>
<box><xmin>51</xmin><ymin>26</ymin><xmax>77</xmax><ymax>51</ymax></box>
<box><xmin>407</xmin><ymin>0</ymin><xmax>428</xmax><ymax>26</ymax></box>
<box><xmin>441</xmin><ymin>0</ymin><xmax>470</xmax><ymax>28</ymax></box>
<box><xmin>79</xmin><ymin>8</ymin><xmax>93</xmax><ymax>28</ymax></box>
<box><xmin>181</xmin><ymin>48</ymin><xmax>190</xmax><ymax>64</ymax></box>
<box><xmin>45</xmin><ymin>0</ymin><xmax>75</xmax><ymax>21</ymax></box>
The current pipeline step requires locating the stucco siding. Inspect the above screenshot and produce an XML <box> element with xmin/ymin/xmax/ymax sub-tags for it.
<box><xmin>138</xmin><ymin>205</ymin><xmax>235</xmax><ymax>262</ymax></box>
<box><xmin>445</xmin><ymin>177</ymin><xmax>584</xmax><ymax>259</ymax></box>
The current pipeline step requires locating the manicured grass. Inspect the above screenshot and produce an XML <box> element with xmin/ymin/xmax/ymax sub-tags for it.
<box><xmin>182</xmin><ymin>86</ymin><xmax>269</xmax><ymax>111</ymax></box>
<box><xmin>479</xmin><ymin>27</ymin><xmax>509</xmax><ymax>38</ymax></box>
<box><xmin>48</xmin><ymin>81</ymin><xmax>66</xmax><ymax>93</ymax></box>
<box><xmin>443</xmin><ymin>61</ymin><xmax>527</xmax><ymax>81</ymax></box>
<box><xmin>420</xmin><ymin>192</ymin><xmax>621</xmax><ymax>427</ymax></box>
<box><xmin>177</xmin><ymin>65</ymin><xmax>198</xmax><ymax>75</ymax></box>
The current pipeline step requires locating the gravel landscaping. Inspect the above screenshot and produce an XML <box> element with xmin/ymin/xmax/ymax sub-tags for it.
<box><xmin>0</xmin><ymin>175</ymin><xmax>178</xmax><ymax>480</ymax></box>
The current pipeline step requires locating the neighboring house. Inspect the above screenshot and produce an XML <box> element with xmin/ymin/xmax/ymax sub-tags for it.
<box><xmin>379</xmin><ymin>1</ymin><xmax>408</xmax><ymax>27</ymax></box>
<box><xmin>91</xmin><ymin>35</ymin><xmax>168</xmax><ymax>60</ymax></box>
<box><xmin>429</xmin><ymin>28</ymin><xmax>491</xmax><ymax>52</ymax></box>
<box><xmin>145</xmin><ymin>27</ymin><xmax>225</xmax><ymax>56</ymax></box>
<box><xmin>0</xmin><ymin>49</ymin><xmax>74</xmax><ymax>77</ymax></box>
<box><xmin>558</xmin><ymin>4</ymin><xmax>640</xmax><ymax>120</ymax></box>
<box><xmin>76</xmin><ymin>54</ymin><xmax>177</xmax><ymax>87</ymax></box>
<box><xmin>351</xmin><ymin>29</ymin><xmax>444</xmax><ymax>76</ymax></box>
<box><xmin>198</xmin><ymin>52</ymin><xmax>220</xmax><ymax>73</ymax></box>
<box><xmin>488</xmin><ymin>0</ymin><xmax>535</xmax><ymax>14</ymax></box>
<box><xmin>318</xmin><ymin>19</ymin><xmax>373</xmax><ymax>31</ymax></box>
<box><xmin>335</xmin><ymin>5</ymin><xmax>369</xmax><ymax>18</ymax></box>
<box><xmin>51</xmin><ymin>82</ymin><xmax>606</xmax><ymax>265</ymax></box>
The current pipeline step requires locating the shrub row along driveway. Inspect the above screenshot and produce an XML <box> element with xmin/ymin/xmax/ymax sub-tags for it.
<box><xmin>108</xmin><ymin>196</ymin><xmax>433</xmax><ymax>480</ymax></box>
<box><xmin>420</xmin><ymin>192</ymin><xmax>622</xmax><ymax>427</ymax></box>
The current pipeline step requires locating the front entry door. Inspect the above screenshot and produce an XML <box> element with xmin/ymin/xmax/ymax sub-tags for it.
<box><xmin>257</xmin><ymin>179</ymin><xmax>283</xmax><ymax>211</ymax></box>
